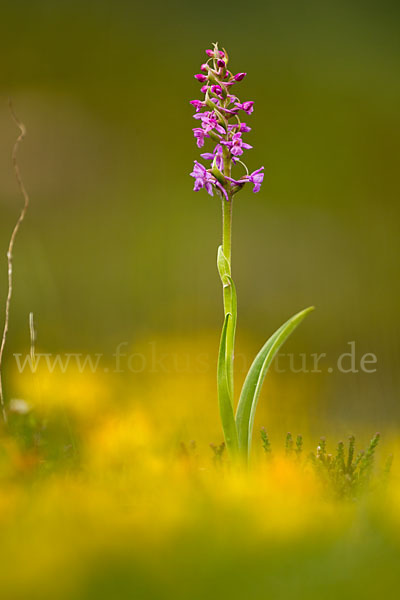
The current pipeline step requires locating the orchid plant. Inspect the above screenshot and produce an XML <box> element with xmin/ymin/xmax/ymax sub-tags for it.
<box><xmin>190</xmin><ymin>43</ymin><xmax>314</xmax><ymax>462</ymax></box>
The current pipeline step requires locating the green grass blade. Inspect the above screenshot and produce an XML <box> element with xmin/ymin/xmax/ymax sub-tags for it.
<box><xmin>235</xmin><ymin>306</ymin><xmax>314</xmax><ymax>458</ymax></box>
<box><xmin>217</xmin><ymin>312</ymin><xmax>239</xmax><ymax>455</ymax></box>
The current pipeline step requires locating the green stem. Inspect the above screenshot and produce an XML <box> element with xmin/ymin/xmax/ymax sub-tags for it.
<box><xmin>222</xmin><ymin>196</ymin><xmax>232</xmax><ymax>266</ymax></box>
<box><xmin>215</xmin><ymin>82</ymin><xmax>238</xmax><ymax>453</ymax></box>
<box><xmin>222</xmin><ymin>197</ymin><xmax>233</xmax><ymax>322</ymax></box>
<box><xmin>221</xmin><ymin>148</ymin><xmax>236</xmax><ymax>405</ymax></box>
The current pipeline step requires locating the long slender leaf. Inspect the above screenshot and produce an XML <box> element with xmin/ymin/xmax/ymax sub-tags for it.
<box><xmin>235</xmin><ymin>306</ymin><xmax>314</xmax><ymax>458</ymax></box>
<box><xmin>217</xmin><ymin>312</ymin><xmax>239</xmax><ymax>455</ymax></box>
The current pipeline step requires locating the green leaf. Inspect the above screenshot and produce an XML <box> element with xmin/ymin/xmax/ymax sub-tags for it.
<box><xmin>217</xmin><ymin>245</ymin><xmax>230</xmax><ymax>284</ymax></box>
<box><xmin>235</xmin><ymin>306</ymin><xmax>314</xmax><ymax>458</ymax></box>
<box><xmin>217</xmin><ymin>312</ymin><xmax>239</xmax><ymax>455</ymax></box>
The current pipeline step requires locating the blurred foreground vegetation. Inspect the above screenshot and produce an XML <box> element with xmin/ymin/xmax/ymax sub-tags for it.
<box><xmin>0</xmin><ymin>0</ymin><xmax>400</xmax><ymax>428</ymax></box>
<box><xmin>0</xmin><ymin>352</ymin><xmax>399</xmax><ymax>600</ymax></box>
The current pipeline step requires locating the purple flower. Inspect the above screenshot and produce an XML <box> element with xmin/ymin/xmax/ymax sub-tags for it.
<box><xmin>190</xmin><ymin>100</ymin><xmax>205</xmax><ymax>112</ymax></box>
<box><xmin>218</xmin><ymin>106</ymin><xmax>240</xmax><ymax>116</ymax></box>
<box><xmin>247</xmin><ymin>167</ymin><xmax>264</xmax><ymax>192</ymax></box>
<box><xmin>193</xmin><ymin>111</ymin><xmax>225</xmax><ymax>135</ymax></box>
<box><xmin>220</xmin><ymin>133</ymin><xmax>252</xmax><ymax>157</ymax></box>
<box><xmin>226</xmin><ymin>167</ymin><xmax>264</xmax><ymax>193</ymax></box>
<box><xmin>217</xmin><ymin>59</ymin><xmax>226</xmax><ymax>68</ymax></box>
<box><xmin>201</xmin><ymin>144</ymin><xmax>224</xmax><ymax>170</ymax></box>
<box><xmin>239</xmin><ymin>122</ymin><xmax>251</xmax><ymax>132</ymax></box>
<box><xmin>210</xmin><ymin>84</ymin><xmax>223</xmax><ymax>96</ymax></box>
<box><xmin>190</xmin><ymin>161</ymin><xmax>214</xmax><ymax>195</ymax></box>
<box><xmin>201</xmin><ymin>115</ymin><xmax>219</xmax><ymax>134</ymax></box>
<box><xmin>227</xmin><ymin>122</ymin><xmax>251</xmax><ymax>133</ymax></box>
<box><xmin>192</xmin><ymin>128</ymin><xmax>208</xmax><ymax>148</ymax></box>
<box><xmin>235</xmin><ymin>101</ymin><xmax>254</xmax><ymax>115</ymax></box>
<box><xmin>233</xmin><ymin>72</ymin><xmax>246</xmax><ymax>81</ymax></box>
<box><xmin>194</xmin><ymin>74</ymin><xmax>208</xmax><ymax>83</ymax></box>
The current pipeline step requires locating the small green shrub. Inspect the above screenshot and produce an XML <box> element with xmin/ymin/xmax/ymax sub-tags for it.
<box><xmin>261</xmin><ymin>430</ymin><xmax>393</xmax><ymax>500</ymax></box>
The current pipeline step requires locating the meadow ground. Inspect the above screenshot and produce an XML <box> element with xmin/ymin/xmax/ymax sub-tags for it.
<box><xmin>0</xmin><ymin>336</ymin><xmax>399</xmax><ymax>600</ymax></box>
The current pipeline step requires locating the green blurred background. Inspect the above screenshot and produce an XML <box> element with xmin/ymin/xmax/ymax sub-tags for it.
<box><xmin>0</xmin><ymin>0</ymin><xmax>399</xmax><ymax>435</ymax></box>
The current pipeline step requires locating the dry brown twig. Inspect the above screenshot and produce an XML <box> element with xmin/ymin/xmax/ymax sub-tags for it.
<box><xmin>0</xmin><ymin>101</ymin><xmax>30</xmax><ymax>424</ymax></box>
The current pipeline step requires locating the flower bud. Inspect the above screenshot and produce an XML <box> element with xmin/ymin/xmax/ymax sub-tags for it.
<box><xmin>234</xmin><ymin>72</ymin><xmax>246</xmax><ymax>82</ymax></box>
<box><xmin>205</xmin><ymin>49</ymin><xmax>214</xmax><ymax>57</ymax></box>
<box><xmin>194</xmin><ymin>74</ymin><xmax>207</xmax><ymax>83</ymax></box>
<box><xmin>211</xmin><ymin>85</ymin><xmax>223</xmax><ymax>95</ymax></box>
<box><xmin>217</xmin><ymin>59</ymin><xmax>226</xmax><ymax>68</ymax></box>
<box><xmin>200</xmin><ymin>63</ymin><xmax>208</xmax><ymax>73</ymax></box>
<box><xmin>243</xmin><ymin>101</ymin><xmax>254</xmax><ymax>112</ymax></box>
